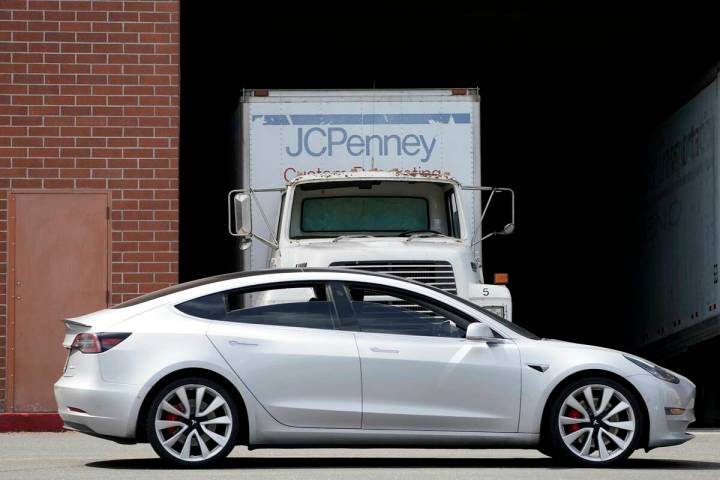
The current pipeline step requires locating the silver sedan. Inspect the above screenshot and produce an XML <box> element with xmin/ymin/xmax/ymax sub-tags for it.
<box><xmin>54</xmin><ymin>269</ymin><xmax>695</xmax><ymax>467</ymax></box>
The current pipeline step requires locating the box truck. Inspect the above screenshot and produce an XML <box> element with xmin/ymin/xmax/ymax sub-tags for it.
<box><xmin>633</xmin><ymin>72</ymin><xmax>720</xmax><ymax>356</ymax></box>
<box><xmin>228</xmin><ymin>89</ymin><xmax>515</xmax><ymax>319</ymax></box>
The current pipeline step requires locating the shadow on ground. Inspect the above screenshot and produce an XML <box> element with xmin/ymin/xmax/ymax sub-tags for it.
<box><xmin>86</xmin><ymin>457</ymin><xmax>720</xmax><ymax>470</ymax></box>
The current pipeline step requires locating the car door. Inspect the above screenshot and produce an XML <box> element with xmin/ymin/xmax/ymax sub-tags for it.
<box><xmin>335</xmin><ymin>282</ymin><xmax>521</xmax><ymax>432</ymax></box>
<box><xmin>196</xmin><ymin>282</ymin><xmax>361</xmax><ymax>429</ymax></box>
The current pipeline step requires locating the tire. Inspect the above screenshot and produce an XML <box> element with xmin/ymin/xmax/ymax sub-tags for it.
<box><xmin>146</xmin><ymin>377</ymin><xmax>240</xmax><ymax>467</ymax></box>
<box><xmin>546</xmin><ymin>376</ymin><xmax>644</xmax><ymax>467</ymax></box>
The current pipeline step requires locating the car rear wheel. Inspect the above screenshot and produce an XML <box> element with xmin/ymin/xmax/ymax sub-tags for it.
<box><xmin>146</xmin><ymin>377</ymin><xmax>239</xmax><ymax>467</ymax></box>
<box><xmin>547</xmin><ymin>377</ymin><xmax>644</xmax><ymax>466</ymax></box>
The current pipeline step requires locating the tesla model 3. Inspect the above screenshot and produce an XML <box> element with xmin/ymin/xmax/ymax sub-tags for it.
<box><xmin>54</xmin><ymin>269</ymin><xmax>695</xmax><ymax>467</ymax></box>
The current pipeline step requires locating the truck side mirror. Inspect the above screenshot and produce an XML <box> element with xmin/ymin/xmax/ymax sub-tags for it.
<box><xmin>466</xmin><ymin>323</ymin><xmax>494</xmax><ymax>340</ymax></box>
<box><xmin>233</xmin><ymin>193</ymin><xmax>252</xmax><ymax>236</ymax></box>
<box><xmin>501</xmin><ymin>223</ymin><xmax>515</xmax><ymax>235</ymax></box>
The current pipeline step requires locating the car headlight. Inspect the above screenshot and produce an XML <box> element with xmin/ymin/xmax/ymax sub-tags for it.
<box><xmin>483</xmin><ymin>305</ymin><xmax>506</xmax><ymax>318</ymax></box>
<box><xmin>624</xmin><ymin>355</ymin><xmax>680</xmax><ymax>384</ymax></box>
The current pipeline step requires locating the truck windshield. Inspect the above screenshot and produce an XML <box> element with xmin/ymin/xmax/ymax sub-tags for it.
<box><xmin>301</xmin><ymin>196</ymin><xmax>429</xmax><ymax>233</ymax></box>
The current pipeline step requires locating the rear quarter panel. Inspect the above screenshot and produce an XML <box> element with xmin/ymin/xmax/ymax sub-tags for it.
<box><xmin>96</xmin><ymin>305</ymin><xmax>267</xmax><ymax>438</ymax></box>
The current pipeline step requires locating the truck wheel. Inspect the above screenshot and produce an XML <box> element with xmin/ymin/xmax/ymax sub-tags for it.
<box><xmin>547</xmin><ymin>377</ymin><xmax>644</xmax><ymax>466</ymax></box>
<box><xmin>146</xmin><ymin>377</ymin><xmax>239</xmax><ymax>467</ymax></box>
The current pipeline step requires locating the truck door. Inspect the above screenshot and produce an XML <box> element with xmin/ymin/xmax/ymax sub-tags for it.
<box><xmin>333</xmin><ymin>282</ymin><xmax>521</xmax><ymax>432</ymax></box>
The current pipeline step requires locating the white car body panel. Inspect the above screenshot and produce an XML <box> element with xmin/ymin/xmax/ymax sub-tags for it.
<box><xmin>207</xmin><ymin>321</ymin><xmax>362</xmax><ymax>429</ymax></box>
<box><xmin>54</xmin><ymin>269</ymin><xmax>695</xmax><ymax>456</ymax></box>
<box><xmin>355</xmin><ymin>332</ymin><xmax>521</xmax><ymax>431</ymax></box>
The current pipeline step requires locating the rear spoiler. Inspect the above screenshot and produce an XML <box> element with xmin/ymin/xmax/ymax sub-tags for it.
<box><xmin>62</xmin><ymin>319</ymin><xmax>92</xmax><ymax>348</ymax></box>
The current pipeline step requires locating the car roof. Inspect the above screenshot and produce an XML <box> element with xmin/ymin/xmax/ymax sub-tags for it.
<box><xmin>111</xmin><ymin>267</ymin><xmax>418</xmax><ymax>309</ymax></box>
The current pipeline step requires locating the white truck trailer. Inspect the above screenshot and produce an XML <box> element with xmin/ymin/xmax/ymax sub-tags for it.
<box><xmin>228</xmin><ymin>89</ymin><xmax>515</xmax><ymax>319</ymax></box>
<box><xmin>633</xmin><ymin>72</ymin><xmax>720</xmax><ymax>356</ymax></box>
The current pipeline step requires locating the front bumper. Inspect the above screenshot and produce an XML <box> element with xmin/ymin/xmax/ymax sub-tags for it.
<box><xmin>54</xmin><ymin>351</ymin><xmax>141</xmax><ymax>439</ymax></box>
<box><xmin>629</xmin><ymin>373</ymin><xmax>696</xmax><ymax>449</ymax></box>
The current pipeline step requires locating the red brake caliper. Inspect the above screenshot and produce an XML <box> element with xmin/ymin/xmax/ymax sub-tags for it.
<box><xmin>163</xmin><ymin>404</ymin><xmax>182</xmax><ymax>435</ymax></box>
<box><xmin>567</xmin><ymin>408</ymin><xmax>583</xmax><ymax>433</ymax></box>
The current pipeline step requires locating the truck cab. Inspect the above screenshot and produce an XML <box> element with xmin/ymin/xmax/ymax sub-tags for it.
<box><xmin>230</xmin><ymin>170</ymin><xmax>514</xmax><ymax>319</ymax></box>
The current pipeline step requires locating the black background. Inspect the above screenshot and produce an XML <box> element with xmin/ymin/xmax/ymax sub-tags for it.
<box><xmin>179</xmin><ymin>6</ymin><xmax>720</xmax><ymax>423</ymax></box>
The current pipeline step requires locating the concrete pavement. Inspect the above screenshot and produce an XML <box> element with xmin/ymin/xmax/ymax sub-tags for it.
<box><xmin>1</xmin><ymin>430</ymin><xmax>719</xmax><ymax>479</ymax></box>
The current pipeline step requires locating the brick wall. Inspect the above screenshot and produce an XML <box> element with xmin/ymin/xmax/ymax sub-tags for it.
<box><xmin>0</xmin><ymin>0</ymin><xmax>180</xmax><ymax>412</ymax></box>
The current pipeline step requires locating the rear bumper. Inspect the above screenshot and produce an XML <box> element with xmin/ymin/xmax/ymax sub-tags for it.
<box><xmin>629</xmin><ymin>373</ymin><xmax>696</xmax><ymax>449</ymax></box>
<box><xmin>54</xmin><ymin>369</ymin><xmax>141</xmax><ymax>439</ymax></box>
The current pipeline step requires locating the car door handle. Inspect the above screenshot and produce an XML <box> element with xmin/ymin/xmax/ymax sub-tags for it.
<box><xmin>229</xmin><ymin>340</ymin><xmax>258</xmax><ymax>347</ymax></box>
<box><xmin>370</xmin><ymin>347</ymin><xmax>399</xmax><ymax>354</ymax></box>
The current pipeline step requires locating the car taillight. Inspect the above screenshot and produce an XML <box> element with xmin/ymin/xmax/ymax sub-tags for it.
<box><xmin>71</xmin><ymin>333</ymin><xmax>131</xmax><ymax>354</ymax></box>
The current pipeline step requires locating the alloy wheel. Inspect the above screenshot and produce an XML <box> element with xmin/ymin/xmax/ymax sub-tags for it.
<box><xmin>557</xmin><ymin>384</ymin><xmax>636</xmax><ymax>462</ymax></box>
<box><xmin>153</xmin><ymin>383</ymin><xmax>234</xmax><ymax>462</ymax></box>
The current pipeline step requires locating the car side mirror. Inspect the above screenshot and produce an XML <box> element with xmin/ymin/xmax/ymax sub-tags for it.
<box><xmin>466</xmin><ymin>323</ymin><xmax>495</xmax><ymax>341</ymax></box>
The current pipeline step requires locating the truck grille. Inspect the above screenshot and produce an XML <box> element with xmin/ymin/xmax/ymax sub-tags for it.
<box><xmin>329</xmin><ymin>260</ymin><xmax>457</xmax><ymax>294</ymax></box>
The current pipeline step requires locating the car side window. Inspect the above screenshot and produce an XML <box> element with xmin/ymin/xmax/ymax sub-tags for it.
<box><xmin>175</xmin><ymin>283</ymin><xmax>336</xmax><ymax>330</ymax></box>
<box><xmin>344</xmin><ymin>283</ymin><xmax>471</xmax><ymax>338</ymax></box>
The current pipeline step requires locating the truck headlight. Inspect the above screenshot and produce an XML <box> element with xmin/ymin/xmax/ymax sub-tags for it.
<box><xmin>483</xmin><ymin>305</ymin><xmax>506</xmax><ymax>318</ymax></box>
<box><xmin>624</xmin><ymin>355</ymin><xmax>680</xmax><ymax>384</ymax></box>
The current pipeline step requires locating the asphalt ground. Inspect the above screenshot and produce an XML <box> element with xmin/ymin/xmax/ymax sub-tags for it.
<box><xmin>1</xmin><ymin>430</ymin><xmax>719</xmax><ymax>479</ymax></box>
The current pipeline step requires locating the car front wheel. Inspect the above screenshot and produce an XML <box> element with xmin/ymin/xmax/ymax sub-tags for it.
<box><xmin>547</xmin><ymin>377</ymin><xmax>644</xmax><ymax>466</ymax></box>
<box><xmin>146</xmin><ymin>377</ymin><xmax>239</xmax><ymax>467</ymax></box>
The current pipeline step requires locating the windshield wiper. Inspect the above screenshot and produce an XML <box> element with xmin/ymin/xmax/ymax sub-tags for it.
<box><xmin>399</xmin><ymin>229</ymin><xmax>444</xmax><ymax>236</ymax></box>
<box><xmin>400</xmin><ymin>230</ymin><xmax>449</xmax><ymax>242</ymax></box>
<box><xmin>331</xmin><ymin>234</ymin><xmax>377</xmax><ymax>243</ymax></box>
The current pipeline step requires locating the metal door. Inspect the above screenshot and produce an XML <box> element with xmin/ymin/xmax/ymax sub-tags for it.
<box><xmin>9</xmin><ymin>192</ymin><xmax>109</xmax><ymax>412</ymax></box>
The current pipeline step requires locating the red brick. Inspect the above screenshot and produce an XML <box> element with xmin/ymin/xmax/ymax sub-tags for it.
<box><xmin>29</xmin><ymin>148</ymin><xmax>60</xmax><ymax>157</ymax></box>
<box><xmin>11</xmin><ymin>178</ymin><xmax>42</xmax><ymax>188</ymax></box>
<box><xmin>75</xmin><ymin>12</ymin><xmax>106</xmax><ymax>22</ymax></box>
<box><xmin>92</xmin><ymin>43</ymin><xmax>123</xmax><ymax>54</ymax></box>
<box><xmin>76</xmin><ymin>32</ymin><xmax>106</xmax><ymax>42</ymax></box>
<box><xmin>12</xmin><ymin>137</ymin><xmax>43</xmax><ymax>147</ymax></box>
<box><xmin>29</xmin><ymin>168</ymin><xmax>58</xmax><ymax>178</ymax></box>
<box><xmin>60</xmin><ymin>106</ymin><xmax>91</xmax><ymax>116</ymax></box>
<box><xmin>139</xmin><ymin>262</ymin><xmax>169</xmax><ymax>272</ymax></box>
<box><xmin>60</xmin><ymin>2</ymin><xmax>92</xmax><ymax>11</ymax></box>
<box><xmin>94</xmin><ymin>148</ymin><xmax>123</xmax><ymax>158</ymax></box>
<box><xmin>124</xmin><ymin>2</ymin><xmax>154</xmax><ymax>12</ymax></box>
<box><xmin>93</xmin><ymin>85</ymin><xmax>123</xmax><ymax>95</ymax></box>
<box><xmin>60</xmin><ymin>168</ymin><xmax>89</xmax><ymax>178</ymax></box>
<box><xmin>92</xmin><ymin>22</ymin><xmax>122</xmax><ymax>33</ymax></box>
<box><xmin>108</xmin><ymin>137</ymin><xmax>136</xmax><ymax>147</ymax></box>
<box><xmin>124</xmin><ymin>231</ymin><xmax>153</xmax><ymax>241</ymax></box>
<box><xmin>124</xmin><ymin>273</ymin><xmax>153</xmax><ymax>283</ymax></box>
<box><xmin>44</xmin><ymin>138</ymin><xmax>74</xmax><ymax>148</ymax></box>
<box><xmin>43</xmin><ymin>158</ymin><xmax>74</xmax><ymax>168</ymax></box>
<box><xmin>60</xmin><ymin>64</ymin><xmax>90</xmax><ymax>74</ymax></box>
<box><xmin>109</xmin><ymin>12</ymin><xmax>138</xmax><ymax>22</ymax></box>
<box><xmin>75</xmin><ymin>178</ymin><xmax>105</xmax><ymax>188</ymax></box>
<box><xmin>75</xmin><ymin>158</ymin><xmax>105</xmax><ymax>168</ymax></box>
<box><xmin>12</xmin><ymin>11</ymin><xmax>44</xmax><ymax>21</ymax></box>
<box><xmin>59</xmin><ymin>85</ymin><xmax>91</xmax><ymax>95</ymax></box>
<box><xmin>138</xmin><ymin>241</ymin><xmax>168</xmax><ymax>252</ymax></box>
<box><xmin>13</xmin><ymin>158</ymin><xmax>43</xmax><ymax>167</ymax></box>
<box><xmin>76</xmin><ymin>116</ymin><xmax>107</xmax><ymax>126</ymax></box>
<box><xmin>43</xmin><ymin>178</ymin><xmax>73</xmax><ymax>188</ymax></box>
<box><xmin>75</xmin><ymin>137</ymin><xmax>105</xmax><ymax>148</ymax></box>
<box><xmin>92</xmin><ymin>168</ymin><xmax>121</xmax><ymax>178</ymax></box>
